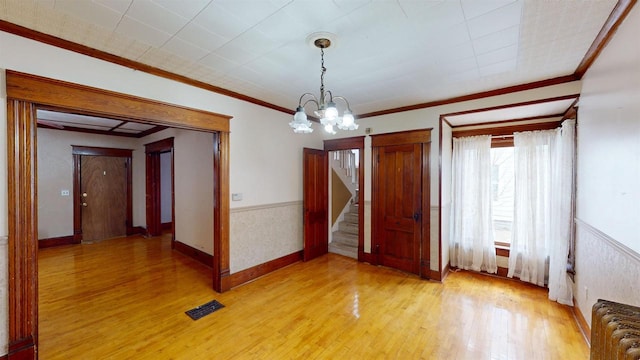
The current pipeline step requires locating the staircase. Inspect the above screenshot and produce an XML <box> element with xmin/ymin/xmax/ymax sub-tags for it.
<box><xmin>329</xmin><ymin>202</ymin><xmax>358</xmax><ymax>259</ymax></box>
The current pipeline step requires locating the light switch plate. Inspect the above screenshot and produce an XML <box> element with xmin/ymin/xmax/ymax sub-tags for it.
<box><xmin>61</xmin><ymin>189</ymin><xmax>70</xmax><ymax>196</ymax></box>
<box><xmin>232</xmin><ymin>193</ymin><xmax>243</xmax><ymax>201</ymax></box>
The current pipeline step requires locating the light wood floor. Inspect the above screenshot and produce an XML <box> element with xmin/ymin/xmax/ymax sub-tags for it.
<box><xmin>39</xmin><ymin>234</ymin><xmax>589</xmax><ymax>359</ymax></box>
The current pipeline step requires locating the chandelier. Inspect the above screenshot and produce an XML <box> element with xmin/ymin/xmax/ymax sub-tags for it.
<box><xmin>289</xmin><ymin>37</ymin><xmax>358</xmax><ymax>134</ymax></box>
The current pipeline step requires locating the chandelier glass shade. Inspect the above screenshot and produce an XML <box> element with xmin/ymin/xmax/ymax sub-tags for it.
<box><xmin>289</xmin><ymin>37</ymin><xmax>358</xmax><ymax>134</ymax></box>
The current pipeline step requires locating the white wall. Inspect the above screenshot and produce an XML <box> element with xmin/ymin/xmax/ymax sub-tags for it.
<box><xmin>574</xmin><ymin>4</ymin><xmax>640</xmax><ymax>326</ymax></box>
<box><xmin>37</xmin><ymin>129</ymin><xmax>139</xmax><ymax>239</ymax></box>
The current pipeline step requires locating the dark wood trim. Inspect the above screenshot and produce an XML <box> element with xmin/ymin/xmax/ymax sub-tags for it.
<box><xmin>37</xmin><ymin>124</ymin><xmax>138</xmax><ymax>138</ymax></box>
<box><xmin>496</xmin><ymin>266</ymin><xmax>509</xmax><ymax>277</ymax></box>
<box><xmin>441</xmin><ymin>262</ymin><xmax>450</xmax><ymax>281</ymax></box>
<box><xmin>144</xmin><ymin>137</ymin><xmax>175</xmax><ymax>153</ymax></box>
<box><xmin>161</xmin><ymin>222</ymin><xmax>172</xmax><ymax>231</ymax></box>
<box><xmin>573</xmin><ymin>299</ymin><xmax>591</xmax><ymax>345</ymax></box>
<box><xmin>174</xmin><ymin>241</ymin><xmax>213</xmax><ymax>268</ymax></box>
<box><xmin>71</xmin><ymin>145</ymin><xmax>133</xmax><ymax>157</ymax></box>
<box><xmin>323</xmin><ymin>136</ymin><xmax>365</xmax><ymax>263</ymax></box>
<box><xmin>443</xmin><ymin>94</ymin><xmax>579</xmax><ymax>119</ymax></box>
<box><xmin>358</xmin><ymin>76</ymin><xmax>579</xmax><ymax>119</ymax></box>
<box><xmin>131</xmin><ymin>226</ymin><xmax>147</xmax><ymax>235</ymax></box>
<box><xmin>38</xmin><ymin>235</ymin><xmax>78</xmax><ymax>249</ymax></box>
<box><xmin>144</xmin><ymin>138</ymin><xmax>174</xmax><ymax>238</ymax></box>
<box><xmin>229</xmin><ymin>251</ymin><xmax>304</xmax><ymax>288</ymax></box>
<box><xmin>6</xmin><ymin>70</ymin><xmax>231</xmax><ymax>132</ymax></box>
<box><xmin>438</xmin><ymin>117</ymin><xmax>444</xmax><ymax>279</ymax></box>
<box><xmin>72</xmin><ymin>153</ymin><xmax>82</xmax><ymax>243</ymax></box>
<box><xmin>358</xmin><ymin>250</ymin><xmax>376</xmax><ymax>265</ymax></box>
<box><xmin>8</xmin><ymin>335</ymin><xmax>36</xmax><ymax>359</ymax></box>
<box><xmin>71</xmin><ymin>146</ymin><xmax>134</xmax><ymax>240</ymax></box>
<box><xmin>6</xmin><ymin>70</ymin><xmax>231</xmax><ymax>359</ymax></box>
<box><xmin>323</xmin><ymin>136</ymin><xmax>365</xmax><ymax>151</ymax></box>
<box><xmin>0</xmin><ymin>20</ymin><xmax>291</xmax><ymax>117</ymax></box>
<box><xmin>452</xmin><ymin>121</ymin><xmax>562</xmax><ymax>138</ymax></box>
<box><xmin>492</xmin><ymin>138</ymin><xmax>515</xmax><ymax>148</ymax></box>
<box><xmin>450</xmin><ymin>114</ymin><xmax>565</xmax><ymax>130</ymax></box>
<box><xmin>371</xmin><ymin>129</ymin><xmax>432</xmax><ymax>147</ymax></box>
<box><xmin>6</xmin><ymin>99</ymin><xmax>38</xmax><ymax>359</ymax></box>
<box><xmin>430</xmin><ymin>269</ymin><xmax>442</xmax><ymax>281</ymax></box>
<box><xmin>496</xmin><ymin>247</ymin><xmax>510</xmax><ymax>258</ymax></box>
<box><xmin>575</xmin><ymin>0</ymin><xmax>637</xmax><ymax>78</ymax></box>
<box><xmin>213</xmin><ymin>131</ymin><xmax>231</xmax><ymax>292</ymax></box>
<box><xmin>0</xmin><ymin>353</ymin><xmax>7</xmax><ymax>359</ymax></box>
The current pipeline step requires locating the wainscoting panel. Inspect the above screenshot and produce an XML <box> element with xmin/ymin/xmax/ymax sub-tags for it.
<box><xmin>230</xmin><ymin>201</ymin><xmax>303</xmax><ymax>274</ymax></box>
<box><xmin>574</xmin><ymin>218</ymin><xmax>640</xmax><ymax>328</ymax></box>
<box><xmin>0</xmin><ymin>236</ymin><xmax>7</xmax><ymax>356</ymax></box>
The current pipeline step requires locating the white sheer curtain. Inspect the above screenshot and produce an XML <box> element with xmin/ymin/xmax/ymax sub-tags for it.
<box><xmin>548</xmin><ymin>120</ymin><xmax>576</xmax><ymax>305</ymax></box>
<box><xmin>508</xmin><ymin>129</ymin><xmax>557</xmax><ymax>286</ymax></box>
<box><xmin>450</xmin><ymin>135</ymin><xmax>497</xmax><ymax>273</ymax></box>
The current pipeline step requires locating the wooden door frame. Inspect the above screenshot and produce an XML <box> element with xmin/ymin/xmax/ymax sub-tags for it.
<box><xmin>323</xmin><ymin>136</ymin><xmax>365</xmax><ymax>262</ymax></box>
<box><xmin>371</xmin><ymin>129</ymin><xmax>431</xmax><ymax>278</ymax></box>
<box><xmin>5</xmin><ymin>70</ymin><xmax>232</xmax><ymax>358</ymax></box>
<box><xmin>144</xmin><ymin>137</ymin><xmax>175</xmax><ymax>240</ymax></box>
<box><xmin>72</xmin><ymin>146</ymin><xmax>134</xmax><ymax>243</ymax></box>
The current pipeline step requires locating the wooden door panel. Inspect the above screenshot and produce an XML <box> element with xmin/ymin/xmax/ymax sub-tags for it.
<box><xmin>81</xmin><ymin>156</ymin><xmax>127</xmax><ymax>242</ymax></box>
<box><xmin>376</xmin><ymin>143</ymin><xmax>422</xmax><ymax>274</ymax></box>
<box><xmin>303</xmin><ymin>148</ymin><xmax>328</xmax><ymax>261</ymax></box>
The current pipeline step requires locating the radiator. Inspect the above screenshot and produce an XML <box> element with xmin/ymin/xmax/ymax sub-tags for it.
<box><xmin>591</xmin><ymin>299</ymin><xmax>640</xmax><ymax>360</ymax></box>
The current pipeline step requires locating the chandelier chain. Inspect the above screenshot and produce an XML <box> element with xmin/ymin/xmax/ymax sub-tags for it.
<box><xmin>320</xmin><ymin>47</ymin><xmax>326</xmax><ymax>99</ymax></box>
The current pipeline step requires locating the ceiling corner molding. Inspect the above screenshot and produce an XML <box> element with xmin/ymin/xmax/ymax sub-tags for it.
<box><xmin>0</xmin><ymin>20</ymin><xmax>293</xmax><ymax>116</ymax></box>
<box><xmin>574</xmin><ymin>0</ymin><xmax>637</xmax><ymax>78</ymax></box>
<box><xmin>358</xmin><ymin>75</ymin><xmax>579</xmax><ymax>119</ymax></box>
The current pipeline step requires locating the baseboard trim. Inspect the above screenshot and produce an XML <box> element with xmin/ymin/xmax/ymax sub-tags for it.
<box><xmin>229</xmin><ymin>251</ymin><xmax>303</xmax><ymax>288</ymax></box>
<box><xmin>358</xmin><ymin>250</ymin><xmax>376</xmax><ymax>265</ymax></box>
<box><xmin>174</xmin><ymin>241</ymin><xmax>213</xmax><ymax>268</ymax></box>
<box><xmin>8</xmin><ymin>335</ymin><xmax>35</xmax><ymax>359</ymax></box>
<box><xmin>441</xmin><ymin>262</ymin><xmax>451</xmax><ymax>281</ymax></box>
<box><xmin>573</xmin><ymin>298</ymin><xmax>591</xmax><ymax>346</ymax></box>
<box><xmin>38</xmin><ymin>235</ymin><xmax>79</xmax><ymax>249</ymax></box>
<box><xmin>428</xmin><ymin>268</ymin><xmax>439</xmax><ymax>280</ymax></box>
<box><xmin>0</xmin><ymin>354</ymin><xmax>7</xmax><ymax>359</ymax></box>
<box><xmin>129</xmin><ymin>226</ymin><xmax>147</xmax><ymax>236</ymax></box>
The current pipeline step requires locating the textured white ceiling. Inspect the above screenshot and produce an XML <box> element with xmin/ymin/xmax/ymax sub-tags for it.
<box><xmin>0</xmin><ymin>0</ymin><xmax>617</xmax><ymax>117</ymax></box>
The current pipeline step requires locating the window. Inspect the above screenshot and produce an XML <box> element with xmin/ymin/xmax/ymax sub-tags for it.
<box><xmin>490</xmin><ymin>147</ymin><xmax>514</xmax><ymax>246</ymax></box>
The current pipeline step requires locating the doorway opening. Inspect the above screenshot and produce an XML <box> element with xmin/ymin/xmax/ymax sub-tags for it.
<box><xmin>6</xmin><ymin>70</ymin><xmax>231</xmax><ymax>357</ymax></box>
<box><xmin>328</xmin><ymin>149</ymin><xmax>360</xmax><ymax>259</ymax></box>
<box><xmin>145</xmin><ymin>137</ymin><xmax>175</xmax><ymax>241</ymax></box>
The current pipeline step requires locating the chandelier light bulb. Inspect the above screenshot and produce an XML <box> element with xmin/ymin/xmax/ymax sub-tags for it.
<box><xmin>324</xmin><ymin>102</ymin><xmax>338</xmax><ymax>121</ymax></box>
<box><xmin>324</xmin><ymin>123</ymin><xmax>336</xmax><ymax>134</ymax></box>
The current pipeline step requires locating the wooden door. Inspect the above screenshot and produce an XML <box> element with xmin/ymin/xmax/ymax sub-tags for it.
<box><xmin>303</xmin><ymin>148</ymin><xmax>328</xmax><ymax>261</ymax></box>
<box><xmin>377</xmin><ymin>144</ymin><xmax>422</xmax><ymax>274</ymax></box>
<box><xmin>372</xmin><ymin>129</ymin><xmax>431</xmax><ymax>277</ymax></box>
<box><xmin>81</xmin><ymin>155</ymin><xmax>128</xmax><ymax>242</ymax></box>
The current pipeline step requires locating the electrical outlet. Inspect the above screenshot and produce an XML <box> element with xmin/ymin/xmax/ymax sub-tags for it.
<box><xmin>232</xmin><ymin>193</ymin><xmax>243</xmax><ymax>201</ymax></box>
<box><xmin>61</xmin><ymin>189</ymin><xmax>70</xmax><ymax>196</ymax></box>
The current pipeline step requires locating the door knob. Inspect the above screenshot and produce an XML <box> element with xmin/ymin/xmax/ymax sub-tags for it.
<box><xmin>82</xmin><ymin>202</ymin><xmax>88</xmax><ymax>207</ymax></box>
<box><xmin>82</xmin><ymin>192</ymin><xmax>88</xmax><ymax>197</ymax></box>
